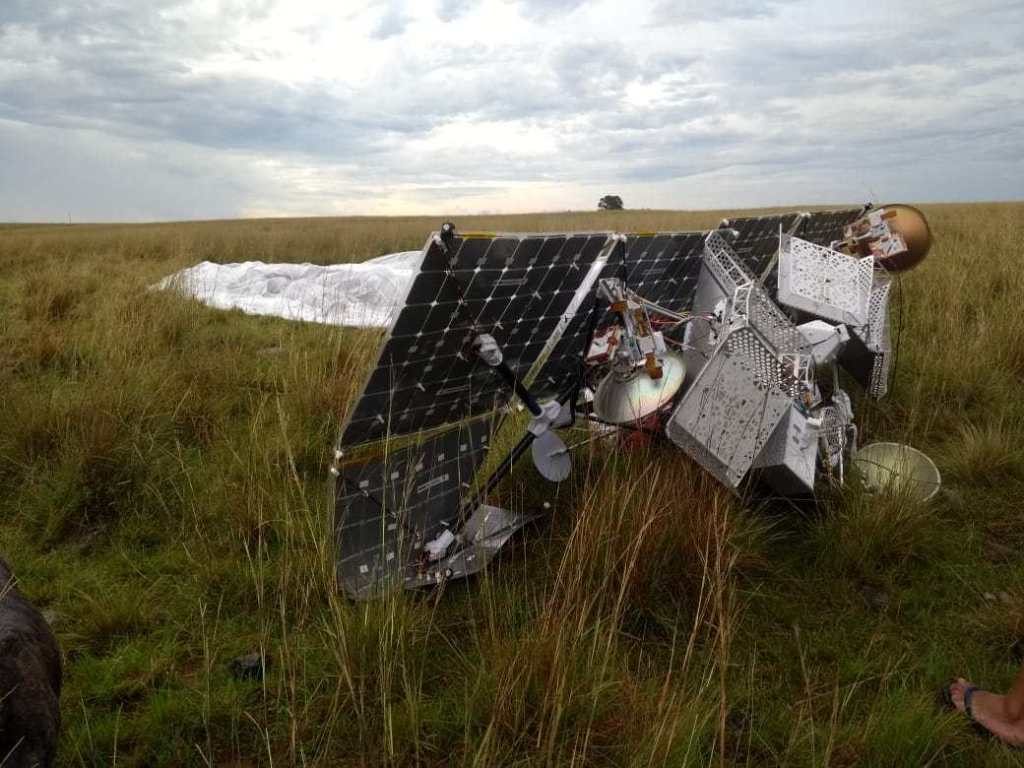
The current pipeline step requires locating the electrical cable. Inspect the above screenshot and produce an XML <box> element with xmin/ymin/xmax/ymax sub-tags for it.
<box><xmin>889</xmin><ymin>274</ymin><xmax>905</xmax><ymax>393</ymax></box>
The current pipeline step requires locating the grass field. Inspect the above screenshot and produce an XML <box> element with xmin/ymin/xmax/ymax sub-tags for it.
<box><xmin>2</xmin><ymin>203</ymin><xmax>1023</xmax><ymax>766</ymax></box>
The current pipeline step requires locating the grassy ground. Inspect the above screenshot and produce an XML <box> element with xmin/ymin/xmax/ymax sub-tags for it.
<box><xmin>1</xmin><ymin>204</ymin><xmax>1022</xmax><ymax>766</ymax></box>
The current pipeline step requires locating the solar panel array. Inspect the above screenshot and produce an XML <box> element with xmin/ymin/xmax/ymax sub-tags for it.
<box><xmin>621</xmin><ymin>232</ymin><xmax>707</xmax><ymax>311</ymax></box>
<box><xmin>335</xmin><ymin>415</ymin><xmax>496</xmax><ymax>599</ymax></box>
<box><xmin>794</xmin><ymin>208</ymin><xmax>866</xmax><ymax>248</ymax></box>
<box><xmin>339</xmin><ymin>232</ymin><xmax>614</xmax><ymax>448</ymax></box>
<box><xmin>339</xmin><ymin>210</ymin><xmax>874</xmax><ymax>451</ymax></box>
<box><xmin>717</xmin><ymin>213</ymin><xmax>803</xmax><ymax>280</ymax></box>
<box><xmin>531</xmin><ymin>232</ymin><xmax>706</xmax><ymax>393</ymax></box>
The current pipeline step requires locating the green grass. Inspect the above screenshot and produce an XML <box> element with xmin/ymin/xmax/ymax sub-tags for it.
<box><xmin>1</xmin><ymin>204</ymin><xmax>1023</xmax><ymax>766</ymax></box>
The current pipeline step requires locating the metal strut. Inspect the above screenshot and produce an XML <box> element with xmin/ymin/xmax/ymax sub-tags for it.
<box><xmin>472</xmin><ymin>333</ymin><xmax>571</xmax><ymax>483</ymax></box>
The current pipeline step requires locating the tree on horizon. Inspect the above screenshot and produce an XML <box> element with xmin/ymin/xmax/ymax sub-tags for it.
<box><xmin>598</xmin><ymin>195</ymin><xmax>624</xmax><ymax>210</ymax></box>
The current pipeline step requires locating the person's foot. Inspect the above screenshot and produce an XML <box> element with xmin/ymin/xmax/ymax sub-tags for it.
<box><xmin>949</xmin><ymin>677</ymin><xmax>1024</xmax><ymax>748</ymax></box>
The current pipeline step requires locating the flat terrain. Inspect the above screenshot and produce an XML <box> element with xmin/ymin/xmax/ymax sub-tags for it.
<box><xmin>1</xmin><ymin>204</ymin><xmax>1023</xmax><ymax>766</ymax></box>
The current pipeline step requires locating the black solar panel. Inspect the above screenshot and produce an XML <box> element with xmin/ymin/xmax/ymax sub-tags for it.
<box><xmin>334</xmin><ymin>415</ymin><xmax>495</xmax><ymax>599</ymax></box>
<box><xmin>338</xmin><ymin>231</ymin><xmax>615</xmax><ymax>448</ymax></box>
<box><xmin>622</xmin><ymin>231</ymin><xmax>706</xmax><ymax>313</ymax></box>
<box><xmin>717</xmin><ymin>213</ymin><xmax>802</xmax><ymax>279</ymax></box>
<box><xmin>529</xmin><ymin>239</ymin><xmax>624</xmax><ymax>394</ymax></box>
<box><xmin>794</xmin><ymin>208</ymin><xmax>866</xmax><ymax>247</ymax></box>
<box><xmin>530</xmin><ymin>231</ymin><xmax>707</xmax><ymax>394</ymax></box>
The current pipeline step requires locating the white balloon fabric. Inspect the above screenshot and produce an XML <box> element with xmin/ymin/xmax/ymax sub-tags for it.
<box><xmin>154</xmin><ymin>251</ymin><xmax>422</xmax><ymax>328</ymax></box>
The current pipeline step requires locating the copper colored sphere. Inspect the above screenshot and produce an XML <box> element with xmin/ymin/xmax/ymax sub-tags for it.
<box><xmin>876</xmin><ymin>203</ymin><xmax>932</xmax><ymax>272</ymax></box>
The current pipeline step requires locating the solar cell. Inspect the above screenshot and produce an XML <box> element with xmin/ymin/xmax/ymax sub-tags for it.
<box><xmin>528</xmin><ymin>242</ymin><xmax>624</xmax><ymax>395</ymax></box>
<box><xmin>794</xmin><ymin>208</ymin><xmax>866</xmax><ymax>248</ymax></box>
<box><xmin>334</xmin><ymin>415</ymin><xmax>497</xmax><ymax>599</ymax></box>
<box><xmin>530</xmin><ymin>232</ymin><xmax>706</xmax><ymax>393</ymax></box>
<box><xmin>622</xmin><ymin>232</ymin><xmax>706</xmax><ymax>313</ymax></box>
<box><xmin>717</xmin><ymin>213</ymin><xmax>803</xmax><ymax>280</ymax></box>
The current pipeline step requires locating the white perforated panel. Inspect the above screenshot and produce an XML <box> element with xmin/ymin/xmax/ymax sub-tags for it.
<box><xmin>819</xmin><ymin>405</ymin><xmax>846</xmax><ymax>465</ymax></box>
<box><xmin>865</xmin><ymin>278</ymin><xmax>892</xmax><ymax>347</ymax></box>
<box><xmin>736</xmin><ymin>286</ymin><xmax>812</xmax><ymax>367</ymax></box>
<box><xmin>777</xmin><ymin>235</ymin><xmax>873</xmax><ymax>325</ymax></box>
<box><xmin>864</xmin><ymin>277</ymin><xmax>892</xmax><ymax>398</ymax></box>
<box><xmin>667</xmin><ymin>327</ymin><xmax>794</xmax><ymax>490</ymax></box>
<box><xmin>703</xmin><ymin>230</ymin><xmax>754</xmax><ymax>292</ymax></box>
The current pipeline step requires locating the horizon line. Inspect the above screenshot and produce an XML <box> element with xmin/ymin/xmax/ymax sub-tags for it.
<box><xmin>3</xmin><ymin>199</ymin><xmax>1020</xmax><ymax>228</ymax></box>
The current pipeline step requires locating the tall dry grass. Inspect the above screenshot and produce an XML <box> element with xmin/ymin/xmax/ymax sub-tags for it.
<box><xmin>1</xmin><ymin>203</ymin><xmax>1022</xmax><ymax>766</ymax></box>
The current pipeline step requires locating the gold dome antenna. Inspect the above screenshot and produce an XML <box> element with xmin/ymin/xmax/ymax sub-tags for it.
<box><xmin>840</xmin><ymin>204</ymin><xmax>932</xmax><ymax>272</ymax></box>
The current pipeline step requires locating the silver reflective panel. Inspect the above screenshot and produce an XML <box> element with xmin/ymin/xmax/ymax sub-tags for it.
<box><xmin>592</xmin><ymin>352</ymin><xmax>686</xmax><ymax>425</ymax></box>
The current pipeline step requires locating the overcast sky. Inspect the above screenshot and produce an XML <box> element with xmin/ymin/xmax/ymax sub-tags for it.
<box><xmin>1</xmin><ymin>0</ymin><xmax>1022</xmax><ymax>222</ymax></box>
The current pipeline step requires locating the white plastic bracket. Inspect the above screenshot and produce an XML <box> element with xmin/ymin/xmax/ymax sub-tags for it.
<box><xmin>528</xmin><ymin>400</ymin><xmax>563</xmax><ymax>437</ymax></box>
<box><xmin>473</xmin><ymin>334</ymin><xmax>503</xmax><ymax>367</ymax></box>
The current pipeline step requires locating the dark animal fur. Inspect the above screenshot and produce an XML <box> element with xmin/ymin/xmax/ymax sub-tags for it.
<box><xmin>0</xmin><ymin>558</ymin><xmax>62</xmax><ymax>768</ymax></box>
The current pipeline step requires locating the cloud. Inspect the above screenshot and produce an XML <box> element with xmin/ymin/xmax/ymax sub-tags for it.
<box><xmin>0</xmin><ymin>0</ymin><xmax>1022</xmax><ymax>221</ymax></box>
<box><xmin>372</xmin><ymin>1</ymin><xmax>409</xmax><ymax>38</ymax></box>
<box><xmin>650</xmin><ymin>0</ymin><xmax>784</xmax><ymax>23</ymax></box>
<box><xmin>0</xmin><ymin>118</ymin><xmax>259</xmax><ymax>222</ymax></box>
<box><xmin>552</xmin><ymin>43</ymin><xmax>638</xmax><ymax>101</ymax></box>
<box><xmin>514</xmin><ymin>0</ymin><xmax>589</xmax><ymax>20</ymax></box>
<box><xmin>437</xmin><ymin>0</ymin><xmax>477</xmax><ymax>21</ymax></box>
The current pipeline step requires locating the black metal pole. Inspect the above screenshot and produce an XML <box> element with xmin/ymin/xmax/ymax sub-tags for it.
<box><xmin>491</xmin><ymin>359</ymin><xmax>542</xmax><ymax>416</ymax></box>
<box><xmin>479</xmin><ymin>430</ymin><xmax>536</xmax><ymax>499</ymax></box>
<box><xmin>456</xmin><ymin>383</ymin><xmax>570</xmax><ymax>525</ymax></box>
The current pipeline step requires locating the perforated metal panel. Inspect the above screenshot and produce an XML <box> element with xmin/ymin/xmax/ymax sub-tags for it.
<box><xmin>866</xmin><ymin>278</ymin><xmax>893</xmax><ymax>398</ymax></box>
<box><xmin>666</xmin><ymin>327</ymin><xmax>796</xmax><ymax>489</ymax></box>
<box><xmin>819</xmin><ymin>406</ymin><xmax>844</xmax><ymax>461</ymax></box>
<box><xmin>864</xmin><ymin>277</ymin><xmax>893</xmax><ymax>348</ymax></box>
<box><xmin>704</xmin><ymin>229</ymin><xmax>755</xmax><ymax>289</ymax></box>
<box><xmin>667</xmin><ymin>233</ymin><xmax>810</xmax><ymax>490</ymax></box>
<box><xmin>777</xmin><ymin>235</ymin><xmax>873</xmax><ymax>326</ymax></box>
<box><xmin>735</xmin><ymin>285</ymin><xmax>811</xmax><ymax>374</ymax></box>
<box><xmin>837</xmin><ymin>276</ymin><xmax>892</xmax><ymax>399</ymax></box>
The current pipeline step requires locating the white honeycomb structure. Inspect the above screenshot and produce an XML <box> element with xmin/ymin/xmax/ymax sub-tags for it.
<box><xmin>777</xmin><ymin>235</ymin><xmax>873</xmax><ymax>326</ymax></box>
